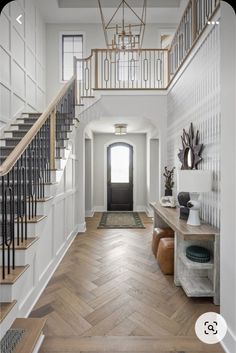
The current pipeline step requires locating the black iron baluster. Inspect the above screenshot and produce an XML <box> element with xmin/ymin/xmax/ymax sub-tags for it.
<box><xmin>1</xmin><ymin>175</ymin><xmax>5</xmax><ymax>279</ymax></box>
<box><xmin>22</xmin><ymin>164</ymin><xmax>27</xmax><ymax>241</ymax></box>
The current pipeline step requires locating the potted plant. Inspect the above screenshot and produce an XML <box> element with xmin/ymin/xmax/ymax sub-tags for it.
<box><xmin>163</xmin><ymin>166</ymin><xmax>175</xmax><ymax>196</ymax></box>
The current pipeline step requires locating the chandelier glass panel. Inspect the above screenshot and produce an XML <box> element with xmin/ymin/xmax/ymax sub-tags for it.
<box><xmin>98</xmin><ymin>0</ymin><xmax>147</xmax><ymax>51</ymax></box>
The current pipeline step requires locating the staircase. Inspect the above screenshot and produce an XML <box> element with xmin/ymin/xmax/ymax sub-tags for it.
<box><xmin>0</xmin><ymin>76</ymin><xmax>80</xmax><ymax>352</ymax></box>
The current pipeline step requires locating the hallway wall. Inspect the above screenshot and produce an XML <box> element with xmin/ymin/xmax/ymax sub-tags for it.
<box><xmin>166</xmin><ymin>5</ymin><xmax>236</xmax><ymax>352</ymax></box>
<box><xmin>220</xmin><ymin>3</ymin><xmax>236</xmax><ymax>353</ymax></box>
<box><xmin>93</xmin><ymin>133</ymin><xmax>147</xmax><ymax>212</ymax></box>
<box><xmin>85</xmin><ymin>138</ymin><xmax>94</xmax><ymax>216</ymax></box>
<box><xmin>0</xmin><ymin>0</ymin><xmax>46</xmax><ymax>133</ymax></box>
<box><xmin>167</xmin><ymin>22</ymin><xmax>220</xmax><ymax>228</ymax></box>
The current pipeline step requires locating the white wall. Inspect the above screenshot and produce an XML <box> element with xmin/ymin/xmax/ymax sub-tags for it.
<box><xmin>149</xmin><ymin>139</ymin><xmax>159</xmax><ymax>202</ymax></box>
<box><xmin>167</xmin><ymin>20</ymin><xmax>220</xmax><ymax>228</ymax></box>
<box><xmin>166</xmin><ymin>4</ymin><xmax>236</xmax><ymax>352</ymax></box>
<box><xmin>220</xmin><ymin>3</ymin><xmax>236</xmax><ymax>353</ymax></box>
<box><xmin>146</xmin><ymin>136</ymin><xmax>160</xmax><ymax>215</ymax></box>
<box><xmin>93</xmin><ymin>133</ymin><xmax>147</xmax><ymax>211</ymax></box>
<box><xmin>0</xmin><ymin>0</ymin><xmax>46</xmax><ymax>133</ymax></box>
<box><xmin>85</xmin><ymin>138</ymin><xmax>94</xmax><ymax>216</ymax></box>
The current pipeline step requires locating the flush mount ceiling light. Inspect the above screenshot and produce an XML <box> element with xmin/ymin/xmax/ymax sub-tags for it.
<box><xmin>98</xmin><ymin>0</ymin><xmax>147</xmax><ymax>51</ymax></box>
<box><xmin>114</xmin><ymin>124</ymin><xmax>127</xmax><ymax>135</ymax></box>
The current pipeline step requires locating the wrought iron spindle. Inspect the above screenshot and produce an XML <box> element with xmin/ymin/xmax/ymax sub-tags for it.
<box><xmin>0</xmin><ymin>78</ymin><xmax>77</xmax><ymax>280</ymax></box>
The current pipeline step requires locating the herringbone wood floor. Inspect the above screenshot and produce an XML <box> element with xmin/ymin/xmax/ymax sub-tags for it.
<box><xmin>30</xmin><ymin>213</ymin><xmax>224</xmax><ymax>353</ymax></box>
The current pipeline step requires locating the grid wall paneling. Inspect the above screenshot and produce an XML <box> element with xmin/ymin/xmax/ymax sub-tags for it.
<box><xmin>0</xmin><ymin>0</ymin><xmax>46</xmax><ymax>132</ymax></box>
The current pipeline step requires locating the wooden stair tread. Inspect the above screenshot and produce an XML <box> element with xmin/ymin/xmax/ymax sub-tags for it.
<box><xmin>5</xmin><ymin>130</ymin><xmax>29</xmax><ymax>133</ymax></box>
<box><xmin>11</xmin><ymin>123</ymin><xmax>34</xmax><ymax>126</ymax></box>
<box><xmin>0</xmin><ymin>237</ymin><xmax>39</xmax><ymax>250</ymax></box>
<box><xmin>15</xmin><ymin>237</ymin><xmax>39</xmax><ymax>250</ymax></box>
<box><xmin>15</xmin><ymin>215</ymin><xmax>47</xmax><ymax>223</ymax></box>
<box><xmin>0</xmin><ymin>300</ymin><xmax>17</xmax><ymax>322</ymax></box>
<box><xmin>25</xmin><ymin>196</ymin><xmax>54</xmax><ymax>202</ymax></box>
<box><xmin>11</xmin><ymin>318</ymin><xmax>46</xmax><ymax>353</ymax></box>
<box><xmin>36</xmin><ymin>196</ymin><xmax>54</xmax><ymax>202</ymax></box>
<box><xmin>21</xmin><ymin>113</ymin><xmax>42</xmax><ymax>116</ymax></box>
<box><xmin>0</xmin><ymin>137</ymin><xmax>22</xmax><ymax>140</ymax></box>
<box><xmin>44</xmin><ymin>181</ymin><xmax>58</xmax><ymax>185</ymax></box>
<box><xmin>0</xmin><ymin>265</ymin><xmax>29</xmax><ymax>284</ymax></box>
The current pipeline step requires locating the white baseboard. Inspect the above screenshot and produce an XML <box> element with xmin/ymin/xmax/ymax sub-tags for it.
<box><xmin>134</xmin><ymin>205</ymin><xmax>147</xmax><ymax>213</ymax></box>
<box><xmin>76</xmin><ymin>222</ymin><xmax>86</xmax><ymax>233</ymax></box>
<box><xmin>221</xmin><ymin>325</ymin><xmax>236</xmax><ymax>353</ymax></box>
<box><xmin>94</xmin><ymin>206</ymin><xmax>106</xmax><ymax>212</ymax></box>
<box><xmin>85</xmin><ymin>209</ymin><xmax>95</xmax><ymax>217</ymax></box>
<box><xmin>145</xmin><ymin>205</ymin><xmax>154</xmax><ymax>218</ymax></box>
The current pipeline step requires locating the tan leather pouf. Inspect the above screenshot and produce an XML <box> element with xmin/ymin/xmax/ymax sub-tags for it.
<box><xmin>152</xmin><ymin>227</ymin><xmax>174</xmax><ymax>258</ymax></box>
<box><xmin>157</xmin><ymin>237</ymin><xmax>174</xmax><ymax>275</ymax></box>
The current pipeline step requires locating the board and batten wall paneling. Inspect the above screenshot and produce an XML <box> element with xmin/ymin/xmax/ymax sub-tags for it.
<box><xmin>167</xmin><ymin>23</ymin><xmax>220</xmax><ymax>228</ymax></box>
<box><xmin>0</xmin><ymin>0</ymin><xmax>46</xmax><ymax>133</ymax></box>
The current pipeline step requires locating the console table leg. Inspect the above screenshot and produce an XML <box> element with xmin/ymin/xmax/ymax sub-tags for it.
<box><xmin>174</xmin><ymin>232</ymin><xmax>181</xmax><ymax>286</ymax></box>
<box><xmin>213</xmin><ymin>236</ymin><xmax>220</xmax><ymax>305</ymax></box>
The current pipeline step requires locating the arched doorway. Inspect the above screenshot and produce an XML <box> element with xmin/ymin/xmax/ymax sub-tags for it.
<box><xmin>107</xmin><ymin>142</ymin><xmax>133</xmax><ymax>211</ymax></box>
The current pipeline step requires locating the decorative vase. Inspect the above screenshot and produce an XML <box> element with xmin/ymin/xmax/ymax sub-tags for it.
<box><xmin>165</xmin><ymin>189</ymin><xmax>172</xmax><ymax>196</ymax></box>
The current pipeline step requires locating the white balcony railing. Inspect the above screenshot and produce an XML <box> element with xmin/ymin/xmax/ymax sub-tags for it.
<box><xmin>74</xmin><ymin>0</ymin><xmax>220</xmax><ymax>97</ymax></box>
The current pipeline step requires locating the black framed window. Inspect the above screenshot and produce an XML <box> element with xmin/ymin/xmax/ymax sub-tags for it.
<box><xmin>62</xmin><ymin>34</ymin><xmax>83</xmax><ymax>81</ymax></box>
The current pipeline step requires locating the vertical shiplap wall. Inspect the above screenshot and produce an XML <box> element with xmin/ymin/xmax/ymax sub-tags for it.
<box><xmin>0</xmin><ymin>0</ymin><xmax>46</xmax><ymax>132</ymax></box>
<box><xmin>167</xmin><ymin>24</ymin><xmax>220</xmax><ymax>228</ymax></box>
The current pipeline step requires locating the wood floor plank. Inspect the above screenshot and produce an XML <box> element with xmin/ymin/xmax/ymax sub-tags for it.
<box><xmin>29</xmin><ymin>212</ymin><xmax>224</xmax><ymax>353</ymax></box>
<box><xmin>40</xmin><ymin>336</ymin><xmax>224</xmax><ymax>352</ymax></box>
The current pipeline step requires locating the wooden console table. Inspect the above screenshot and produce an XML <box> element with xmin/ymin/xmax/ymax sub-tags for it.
<box><xmin>150</xmin><ymin>202</ymin><xmax>220</xmax><ymax>305</ymax></box>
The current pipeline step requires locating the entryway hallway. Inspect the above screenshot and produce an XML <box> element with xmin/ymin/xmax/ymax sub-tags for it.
<box><xmin>30</xmin><ymin>213</ymin><xmax>223</xmax><ymax>353</ymax></box>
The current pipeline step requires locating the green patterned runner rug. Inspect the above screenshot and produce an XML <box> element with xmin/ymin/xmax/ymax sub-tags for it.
<box><xmin>98</xmin><ymin>212</ymin><xmax>145</xmax><ymax>229</ymax></box>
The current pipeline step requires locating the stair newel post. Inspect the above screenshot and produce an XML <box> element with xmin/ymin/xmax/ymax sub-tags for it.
<box><xmin>50</xmin><ymin>110</ymin><xmax>56</xmax><ymax>171</ymax></box>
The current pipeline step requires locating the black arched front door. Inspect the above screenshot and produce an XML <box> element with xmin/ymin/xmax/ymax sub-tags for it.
<box><xmin>107</xmin><ymin>143</ymin><xmax>133</xmax><ymax>211</ymax></box>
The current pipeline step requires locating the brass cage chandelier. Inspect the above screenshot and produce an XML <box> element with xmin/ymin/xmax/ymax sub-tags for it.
<box><xmin>98</xmin><ymin>0</ymin><xmax>147</xmax><ymax>51</ymax></box>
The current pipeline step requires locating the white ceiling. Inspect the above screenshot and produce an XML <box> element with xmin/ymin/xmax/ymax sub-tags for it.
<box><xmin>58</xmin><ymin>0</ymin><xmax>181</xmax><ymax>8</ymax></box>
<box><xmin>37</xmin><ymin>0</ymin><xmax>187</xmax><ymax>24</ymax></box>
<box><xmin>86</xmin><ymin>116</ymin><xmax>158</xmax><ymax>135</ymax></box>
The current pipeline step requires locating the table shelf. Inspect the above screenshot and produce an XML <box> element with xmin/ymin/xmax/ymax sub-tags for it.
<box><xmin>178</xmin><ymin>252</ymin><xmax>214</xmax><ymax>270</ymax></box>
<box><xmin>179</xmin><ymin>276</ymin><xmax>214</xmax><ymax>297</ymax></box>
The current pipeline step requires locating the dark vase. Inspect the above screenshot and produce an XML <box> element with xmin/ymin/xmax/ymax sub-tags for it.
<box><xmin>165</xmin><ymin>189</ymin><xmax>172</xmax><ymax>196</ymax></box>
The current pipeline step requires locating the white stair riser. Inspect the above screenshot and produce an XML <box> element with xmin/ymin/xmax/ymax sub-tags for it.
<box><xmin>55</xmin><ymin>159</ymin><xmax>67</xmax><ymax>170</ymax></box>
<box><xmin>44</xmin><ymin>183</ymin><xmax>57</xmax><ymax>196</ymax></box>
<box><xmin>36</xmin><ymin>201</ymin><xmax>53</xmax><ymax>215</ymax></box>
<box><xmin>0</xmin><ymin>140</ymin><xmax>7</xmax><ymax>147</ymax></box>
<box><xmin>0</xmin><ymin>242</ymin><xmax>38</xmax><ymax>266</ymax></box>
<box><xmin>4</xmin><ymin>132</ymin><xmax>14</xmax><ymax>138</ymax></box>
<box><xmin>8</xmin><ymin>125</ymin><xmax>21</xmax><ymax>131</ymax></box>
<box><xmin>50</xmin><ymin>170</ymin><xmax>64</xmax><ymax>184</ymax></box>
<box><xmin>1</xmin><ymin>268</ymin><xmax>30</xmax><ymax>302</ymax></box>
<box><xmin>14</xmin><ymin>216</ymin><xmax>47</xmax><ymax>236</ymax></box>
